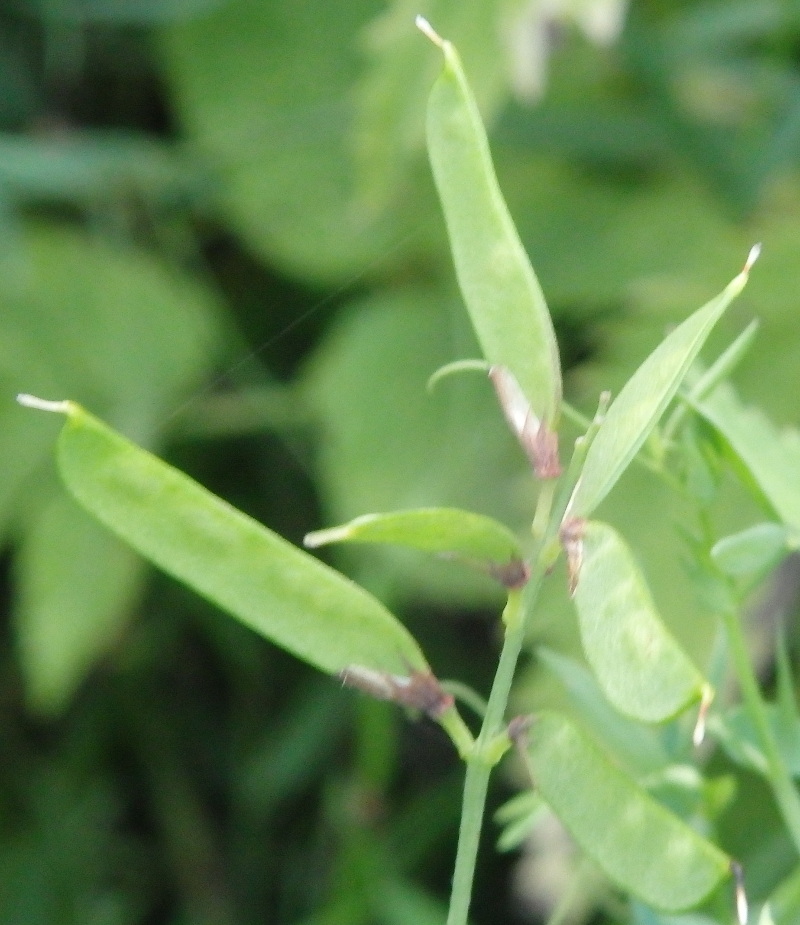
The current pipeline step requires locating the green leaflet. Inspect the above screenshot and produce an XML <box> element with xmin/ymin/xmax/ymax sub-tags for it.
<box><xmin>569</xmin><ymin>247</ymin><xmax>758</xmax><ymax>518</ymax></box>
<box><xmin>711</xmin><ymin>523</ymin><xmax>792</xmax><ymax>579</ymax></box>
<box><xmin>526</xmin><ymin>711</ymin><xmax>731</xmax><ymax>911</ymax></box>
<box><xmin>38</xmin><ymin>400</ymin><xmax>427</xmax><ymax>677</ymax></box>
<box><xmin>421</xmin><ymin>18</ymin><xmax>561</xmax><ymax>425</ymax></box>
<box><xmin>574</xmin><ymin>522</ymin><xmax>706</xmax><ymax>723</ymax></box>
<box><xmin>305</xmin><ymin>507</ymin><xmax>526</xmax><ymax>588</ymax></box>
<box><xmin>697</xmin><ymin>382</ymin><xmax>800</xmax><ymax>533</ymax></box>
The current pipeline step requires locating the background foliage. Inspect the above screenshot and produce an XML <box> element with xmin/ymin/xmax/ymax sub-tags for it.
<box><xmin>3</xmin><ymin>0</ymin><xmax>800</xmax><ymax>922</ymax></box>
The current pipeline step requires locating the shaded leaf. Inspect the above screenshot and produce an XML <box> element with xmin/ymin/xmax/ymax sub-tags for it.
<box><xmin>161</xmin><ymin>0</ymin><xmax>401</xmax><ymax>283</ymax></box>
<box><xmin>14</xmin><ymin>490</ymin><xmax>143</xmax><ymax>715</ymax></box>
<box><xmin>709</xmin><ymin>705</ymin><xmax>800</xmax><ymax>779</ymax></box>
<box><xmin>711</xmin><ymin>523</ymin><xmax>791</xmax><ymax>579</ymax></box>
<box><xmin>696</xmin><ymin>382</ymin><xmax>800</xmax><ymax>532</ymax></box>
<box><xmin>526</xmin><ymin>711</ymin><xmax>730</xmax><ymax>911</ymax></box>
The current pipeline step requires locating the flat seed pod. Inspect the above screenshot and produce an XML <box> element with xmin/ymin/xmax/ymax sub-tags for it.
<box><xmin>526</xmin><ymin>711</ymin><xmax>731</xmax><ymax>911</ymax></box>
<box><xmin>27</xmin><ymin>399</ymin><xmax>427</xmax><ymax>677</ymax></box>
<box><xmin>420</xmin><ymin>17</ymin><xmax>561</xmax><ymax>425</ymax></box>
<box><xmin>574</xmin><ymin>522</ymin><xmax>706</xmax><ymax>723</ymax></box>
<box><xmin>305</xmin><ymin>507</ymin><xmax>527</xmax><ymax>588</ymax></box>
<box><xmin>569</xmin><ymin>246</ymin><xmax>759</xmax><ymax>519</ymax></box>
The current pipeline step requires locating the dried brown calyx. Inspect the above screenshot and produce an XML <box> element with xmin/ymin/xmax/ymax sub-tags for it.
<box><xmin>338</xmin><ymin>666</ymin><xmax>455</xmax><ymax>719</ymax></box>
<box><xmin>489</xmin><ymin>366</ymin><xmax>561</xmax><ymax>479</ymax></box>
<box><xmin>559</xmin><ymin>517</ymin><xmax>586</xmax><ymax>596</ymax></box>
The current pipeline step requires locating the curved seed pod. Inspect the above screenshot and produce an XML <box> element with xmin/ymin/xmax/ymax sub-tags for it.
<box><xmin>18</xmin><ymin>397</ymin><xmax>427</xmax><ymax>677</ymax></box>
<box><xmin>305</xmin><ymin>506</ymin><xmax>527</xmax><ymax>589</ymax></box>
<box><xmin>419</xmin><ymin>17</ymin><xmax>561</xmax><ymax>426</ymax></box>
<box><xmin>569</xmin><ymin>245</ymin><xmax>760</xmax><ymax>519</ymax></box>
<box><xmin>572</xmin><ymin>521</ymin><xmax>708</xmax><ymax>723</ymax></box>
<box><xmin>524</xmin><ymin>711</ymin><xmax>731</xmax><ymax>911</ymax></box>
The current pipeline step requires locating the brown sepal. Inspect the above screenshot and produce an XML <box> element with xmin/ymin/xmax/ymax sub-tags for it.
<box><xmin>338</xmin><ymin>666</ymin><xmax>454</xmax><ymax>719</ymax></box>
<box><xmin>487</xmin><ymin>558</ymin><xmax>530</xmax><ymax>589</ymax></box>
<box><xmin>489</xmin><ymin>366</ymin><xmax>562</xmax><ymax>479</ymax></box>
<box><xmin>559</xmin><ymin>517</ymin><xmax>587</xmax><ymax>596</ymax></box>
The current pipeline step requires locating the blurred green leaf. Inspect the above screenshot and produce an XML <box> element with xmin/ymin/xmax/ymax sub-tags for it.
<box><xmin>526</xmin><ymin>711</ymin><xmax>730</xmax><ymax>911</ymax></box>
<box><xmin>2</xmin><ymin>225</ymin><xmax>220</xmax><ymax>710</ymax></box>
<box><xmin>50</xmin><ymin>402</ymin><xmax>428</xmax><ymax>677</ymax></box>
<box><xmin>711</xmin><ymin>522</ymin><xmax>791</xmax><ymax>579</ymax></box>
<box><xmin>697</xmin><ymin>382</ymin><xmax>800</xmax><ymax>532</ymax></box>
<box><xmin>631</xmin><ymin>900</ymin><xmax>721</xmax><ymax>925</ymax></box>
<box><xmin>0</xmin><ymin>132</ymin><xmax>209</xmax><ymax>208</ymax></box>
<box><xmin>377</xmin><ymin>877</ymin><xmax>449</xmax><ymax>925</ymax></box>
<box><xmin>710</xmin><ymin>705</ymin><xmax>800</xmax><ymax>779</ymax></box>
<box><xmin>356</xmin><ymin>0</ymin><xmax>512</xmax><ymax>213</ymax></box>
<box><xmin>574</xmin><ymin>521</ymin><xmax>706</xmax><ymax>723</ymax></box>
<box><xmin>534</xmin><ymin>647</ymin><xmax>669</xmax><ymax>776</ymax></box>
<box><xmin>161</xmin><ymin>0</ymin><xmax>402</xmax><ymax>282</ymax></box>
<box><xmin>769</xmin><ymin>864</ymin><xmax>800</xmax><ymax>925</ymax></box>
<box><xmin>494</xmin><ymin>789</ymin><xmax>546</xmax><ymax>852</ymax></box>
<box><xmin>15</xmin><ymin>491</ymin><xmax>144</xmax><ymax>715</ymax></box>
<box><xmin>424</xmin><ymin>23</ymin><xmax>561</xmax><ymax>424</ymax></box>
<box><xmin>25</xmin><ymin>0</ymin><xmax>227</xmax><ymax>23</ymax></box>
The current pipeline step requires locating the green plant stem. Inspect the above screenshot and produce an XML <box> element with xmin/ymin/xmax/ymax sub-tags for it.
<box><xmin>720</xmin><ymin>602</ymin><xmax>800</xmax><ymax>853</ymax></box>
<box><xmin>446</xmin><ymin>615</ymin><xmax>528</xmax><ymax>925</ymax></box>
<box><xmin>446</xmin><ymin>435</ymin><xmax>593</xmax><ymax>925</ymax></box>
<box><xmin>447</xmin><ymin>752</ymin><xmax>493</xmax><ymax>925</ymax></box>
<box><xmin>444</xmin><ymin>398</ymin><xmax>610</xmax><ymax>925</ymax></box>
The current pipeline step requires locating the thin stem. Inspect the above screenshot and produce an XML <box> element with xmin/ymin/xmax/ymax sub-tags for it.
<box><xmin>720</xmin><ymin>602</ymin><xmax>800</xmax><ymax>853</ymax></box>
<box><xmin>446</xmin><ymin>755</ymin><xmax>492</xmax><ymax>925</ymax></box>
<box><xmin>446</xmin><ymin>617</ymin><xmax>528</xmax><ymax>925</ymax></box>
<box><xmin>445</xmin><ymin>418</ymin><xmax>596</xmax><ymax>925</ymax></box>
<box><xmin>441</xmin><ymin>680</ymin><xmax>489</xmax><ymax>719</ymax></box>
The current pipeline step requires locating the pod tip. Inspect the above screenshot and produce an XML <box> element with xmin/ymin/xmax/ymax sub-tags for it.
<box><xmin>731</xmin><ymin>861</ymin><xmax>748</xmax><ymax>925</ymax></box>
<box><xmin>415</xmin><ymin>14</ymin><xmax>443</xmax><ymax>47</ymax></box>
<box><xmin>744</xmin><ymin>242</ymin><xmax>761</xmax><ymax>274</ymax></box>
<box><xmin>16</xmin><ymin>393</ymin><xmax>71</xmax><ymax>414</ymax></box>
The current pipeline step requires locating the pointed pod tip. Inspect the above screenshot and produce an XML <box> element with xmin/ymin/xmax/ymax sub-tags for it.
<box><xmin>731</xmin><ymin>861</ymin><xmax>748</xmax><ymax>925</ymax></box>
<box><xmin>744</xmin><ymin>242</ymin><xmax>762</xmax><ymax>274</ymax></box>
<box><xmin>303</xmin><ymin>527</ymin><xmax>344</xmax><ymax>549</ymax></box>
<box><xmin>415</xmin><ymin>14</ymin><xmax>444</xmax><ymax>47</ymax></box>
<box><xmin>16</xmin><ymin>393</ymin><xmax>72</xmax><ymax>415</ymax></box>
<box><xmin>692</xmin><ymin>685</ymin><xmax>714</xmax><ymax>747</ymax></box>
